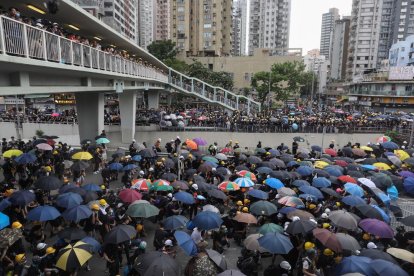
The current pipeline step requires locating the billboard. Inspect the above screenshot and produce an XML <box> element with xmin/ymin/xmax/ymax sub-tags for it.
<box><xmin>389</xmin><ymin>66</ymin><xmax>414</xmax><ymax>80</ymax></box>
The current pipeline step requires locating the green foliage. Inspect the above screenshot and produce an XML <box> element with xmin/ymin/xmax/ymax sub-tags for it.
<box><xmin>35</xmin><ymin>129</ymin><xmax>44</xmax><ymax>137</ymax></box>
<box><xmin>186</xmin><ymin>61</ymin><xmax>233</xmax><ymax>91</ymax></box>
<box><xmin>300</xmin><ymin>71</ymin><xmax>317</xmax><ymax>97</ymax></box>
<box><xmin>147</xmin><ymin>40</ymin><xmax>177</xmax><ymax>61</ymax></box>
<box><xmin>385</xmin><ymin>130</ymin><xmax>402</xmax><ymax>144</ymax></box>
<box><xmin>164</xmin><ymin>58</ymin><xmax>189</xmax><ymax>72</ymax></box>
<box><xmin>251</xmin><ymin>61</ymin><xmax>309</xmax><ymax>105</ymax></box>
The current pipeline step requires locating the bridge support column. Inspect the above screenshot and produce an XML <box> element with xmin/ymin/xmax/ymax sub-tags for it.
<box><xmin>75</xmin><ymin>92</ymin><xmax>104</xmax><ymax>143</ymax></box>
<box><xmin>119</xmin><ymin>90</ymin><xmax>137</xmax><ymax>143</ymax></box>
<box><xmin>147</xmin><ymin>90</ymin><xmax>160</xmax><ymax>109</ymax></box>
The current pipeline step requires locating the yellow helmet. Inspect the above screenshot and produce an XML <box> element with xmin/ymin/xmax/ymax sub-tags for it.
<box><xmin>136</xmin><ymin>224</ymin><xmax>143</xmax><ymax>231</ymax></box>
<box><xmin>304</xmin><ymin>242</ymin><xmax>315</xmax><ymax>250</ymax></box>
<box><xmin>363</xmin><ymin>233</ymin><xmax>370</xmax><ymax>240</ymax></box>
<box><xmin>323</xmin><ymin>223</ymin><xmax>330</xmax><ymax>229</ymax></box>
<box><xmin>91</xmin><ymin>204</ymin><xmax>100</xmax><ymax>211</ymax></box>
<box><xmin>99</xmin><ymin>199</ymin><xmax>107</xmax><ymax>206</ymax></box>
<box><xmin>5</xmin><ymin>189</ymin><xmax>14</xmax><ymax>197</ymax></box>
<box><xmin>335</xmin><ymin>202</ymin><xmax>341</xmax><ymax>207</ymax></box>
<box><xmin>309</xmin><ymin>204</ymin><xmax>316</xmax><ymax>210</ymax></box>
<box><xmin>323</xmin><ymin>248</ymin><xmax>334</xmax><ymax>256</ymax></box>
<box><xmin>46</xmin><ymin>247</ymin><xmax>56</xmax><ymax>255</ymax></box>
<box><xmin>242</xmin><ymin>207</ymin><xmax>249</xmax><ymax>213</ymax></box>
<box><xmin>12</xmin><ymin>221</ymin><xmax>22</xmax><ymax>229</ymax></box>
<box><xmin>45</xmin><ymin>166</ymin><xmax>52</xmax><ymax>172</ymax></box>
<box><xmin>100</xmin><ymin>185</ymin><xmax>106</xmax><ymax>190</ymax></box>
<box><xmin>244</xmin><ymin>199</ymin><xmax>250</xmax><ymax>205</ymax></box>
<box><xmin>236</xmin><ymin>200</ymin><xmax>243</xmax><ymax>206</ymax></box>
<box><xmin>15</xmin><ymin>254</ymin><xmax>25</xmax><ymax>263</ymax></box>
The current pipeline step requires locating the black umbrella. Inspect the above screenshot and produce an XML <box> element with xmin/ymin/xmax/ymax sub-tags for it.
<box><xmin>401</xmin><ymin>215</ymin><xmax>414</xmax><ymax>227</ymax></box>
<box><xmin>185</xmin><ymin>169</ymin><xmax>197</xmax><ymax>177</ymax></box>
<box><xmin>259</xmin><ymin>162</ymin><xmax>277</xmax><ymax>169</ymax></box>
<box><xmin>82</xmin><ymin>191</ymin><xmax>98</xmax><ymax>203</ymax></box>
<box><xmin>247</xmin><ymin>156</ymin><xmax>262</xmax><ymax>164</ymax></box>
<box><xmin>404</xmin><ymin>157</ymin><xmax>414</xmax><ymax>166</ymax></box>
<box><xmin>80</xmin><ymin>139</ymin><xmax>92</xmax><ymax>145</ymax></box>
<box><xmin>207</xmin><ymin>189</ymin><xmax>228</xmax><ymax>200</ymax></box>
<box><xmin>293</xmin><ymin>136</ymin><xmax>305</xmax><ymax>142</ymax></box>
<box><xmin>321</xmin><ymin>188</ymin><xmax>342</xmax><ymax>199</ymax></box>
<box><xmin>235</xmin><ymin>165</ymin><xmax>249</xmax><ymax>171</ymax></box>
<box><xmin>347</xmin><ymin>171</ymin><xmax>364</xmax><ymax>178</ymax></box>
<box><xmin>161</xmin><ymin>173</ymin><xmax>178</xmax><ymax>182</ymax></box>
<box><xmin>41</xmin><ymin>135</ymin><xmax>59</xmax><ymax>139</ymax></box>
<box><xmin>362</xmin><ymin>158</ymin><xmax>377</xmax><ymax>165</ymax></box>
<box><xmin>341</xmin><ymin>147</ymin><xmax>353</xmax><ymax>157</ymax></box>
<box><xmin>359</xmin><ymin>249</ymin><xmax>399</xmax><ymax>264</ymax></box>
<box><xmin>164</xmin><ymin>158</ymin><xmax>175</xmax><ymax>169</ymax></box>
<box><xmin>104</xmin><ymin>225</ymin><xmax>135</xmax><ymax>244</ymax></box>
<box><xmin>197</xmin><ymin>182</ymin><xmax>214</xmax><ymax>192</ymax></box>
<box><xmin>355</xmin><ymin>205</ymin><xmax>384</xmax><ymax>220</ymax></box>
<box><xmin>71</xmin><ymin>161</ymin><xmax>90</xmax><ymax>172</ymax></box>
<box><xmin>286</xmin><ymin>220</ymin><xmax>316</xmax><ymax>235</ymax></box>
<box><xmin>35</xmin><ymin>176</ymin><xmax>62</xmax><ymax>191</ymax></box>
<box><xmin>9</xmin><ymin>190</ymin><xmax>36</xmax><ymax>206</ymax></box>
<box><xmin>59</xmin><ymin>184</ymin><xmax>77</xmax><ymax>194</ymax></box>
<box><xmin>58</xmin><ymin>227</ymin><xmax>87</xmax><ymax>241</ymax></box>
<box><xmin>269</xmin><ymin>170</ymin><xmax>290</xmax><ymax>181</ymax></box>
<box><xmin>389</xmin><ymin>204</ymin><xmax>403</xmax><ymax>218</ymax></box>
<box><xmin>139</xmin><ymin>149</ymin><xmax>156</xmax><ymax>158</ymax></box>
<box><xmin>206</xmin><ymin>249</ymin><xmax>227</xmax><ymax>271</ymax></box>
<box><xmin>66</xmin><ymin>187</ymin><xmax>87</xmax><ymax>197</ymax></box>
<box><xmin>216</xmin><ymin>167</ymin><xmax>230</xmax><ymax>176</ymax></box>
<box><xmin>33</xmin><ymin>139</ymin><xmax>48</xmax><ymax>146</ymax></box>
<box><xmin>135</xmin><ymin>251</ymin><xmax>179</xmax><ymax>276</ymax></box>
<box><xmin>193</xmin><ymin>175</ymin><xmax>206</xmax><ymax>183</ymax></box>
<box><xmin>371</xmin><ymin>173</ymin><xmax>393</xmax><ymax>189</ymax></box>
<box><xmin>269</xmin><ymin>158</ymin><xmax>286</xmax><ymax>168</ymax></box>
<box><xmin>280</xmin><ymin>155</ymin><xmax>295</xmax><ymax>163</ymax></box>
<box><xmin>314</xmin><ymin>169</ymin><xmax>331</xmax><ymax>178</ymax></box>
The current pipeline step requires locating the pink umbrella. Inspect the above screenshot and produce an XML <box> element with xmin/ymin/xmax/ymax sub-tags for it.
<box><xmin>119</xmin><ymin>189</ymin><xmax>142</xmax><ymax>203</ymax></box>
<box><xmin>51</xmin><ymin>113</ymin><xmax>60</xmax><ymax>117</ymax></box>
<box><xmin>36</xmin><ymin>143</ymin><xmax>53</xmax><ymax>151</ymax></box>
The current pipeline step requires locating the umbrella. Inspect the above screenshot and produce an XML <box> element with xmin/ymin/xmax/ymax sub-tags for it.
<box><xmin>292</xmin><ymin>180</ymin><xmax>310</xmax><ymax>187</ymax></box>
<box><xmin>382</xmin><ymin>141</ymin><xmax>399</xmax><ymax>150</ymax></box>
<box><xmin>152</xmin><ymin>179</ymin><xmax>172</xmax><ymax>191</ymax></box>
<box><xmin>139</xmin><ymin>148</ymin><xmax>156</xmax><ymax>158</ymax></box>
<box><xmin>108</xmin><ymin>162</ymin><xmax>123</xmax><ymax>171</ymax></box>
<box><xmin>218</xmin><ymin>181</ymin><xmax>240</xmax><ymax>191</ymax></box>
<box><xmin>237</xmin><ymin>171</ymin><xmax>257</xmax><ymax>181</ymax></box>
<box><xmin>131</xmin><ymin>179</ymin><xmax>152</xmax><ymax>191</ymax></box>
<box><xmin>338</xmin><ymin>175</ymin><xmax>357</xmax><ymax>183</ymax></box>
<box><xmin>321</xmin><ymin>188</ymin><xmax>342</xmax><ymax>199</ymax></box>
<box><xmin>244</xmin><ymin>234</ymin><xmax>266</xmax><ymax>252</ymax></box>
<box><xmin>247</xmin><ymin>189</ymin><xmax>268</xmax><ymax>200</ymax></box>
<box><xmin>123</xmin><ymin>164</ymin><xmax>138</xmax><ymax>171</ymax></box>
<box><xmin>218</xmin><ymin>270</ymin><xmax>246</xmax><ymax>276</ymax></box>
<box><xmin>9</xmin><ymin>190</ymin><xmax>36</xmax><ymax>206</ymax></box>
<box><xmin>0</xmin><ymin>199</ymin><xmax>11</xmax><ymax>212</ymax></box>
<box><xmin>70</xmin><ymin>161</ymin><xmax>90</xmax><ymax>172</ymax></box>
<box><xmin>355</xmin><ymin>205</ymin><xmax>383</xmax><ymax>220</ymax></box>
<box><xmin>82</xmin><ymin>191</ymin><xmax>98</xmax><ymax>203</ymax></box>
<box><xmin>104</xmin><ymin>224</ymin><xmax>135</xmax><ymax>244</ymax></box>
<box><xmin>256</xmin><ymin>167</ymin><xmax>272</xmax><ymax>174</ymax></box>
<box><xmin>58</xmin><ymin>227</ymin><xmax>87</xmax><ymax>241</ymax></box>
<box><xmin>278</xmin><ymin>196</ymin><xmax>305</xmax><ymax>208</ymax></box>
<box><xmin>184</xmin><ymin>139</ymin><xmax>198</xmax><ymax>150</ymax></box>
<box><xmin>377</xmin><ymin>136</ymin><xmax>391</xmax><ymax>143</ymax></box>
<box><xmin>335</xmin><ymin>233</ymin><xmax>361</xmax><ymax>251</ymax></box>
<box><xmin>250</xmin><ymin>200</ymin><xmax>277</xmax><ymax>216</ymax></box>
<box><xmin>287</xmin><ymin>209</ymin><xmax>314</xmax><ymax>220</ymax></box>
<box><xmin>163</xmin><ymin>215</ymin><xmax>189</xmax><ymax>230</ymax></box>
<box><xmin>403</xmin><ymin>177</ymin><xmax>414</xmax><ymax>195</ymax></box>
<box><xmin>81</xmin><ymin>183</ymin><xmax>101</xmax><ymax>192</ymax></box>
<box><xmin>36</xmin><ymin>143</ymin><xmax>53</xmax><ymax>151</ymax></box>
<box><xmin>344</xmin><ymin>183</ymin><xmax>364</xmax><ymax>197</ymax></box>
<box><xmin>401</xmin><ymin>215</ymin><xmax>414</xmax><ymax>227</ymax></box>
<box><xmin>358</xmin><ymin>178</ymin><xmax>376</xmax><ymax>188</ymax></box>
<box><xmin>71</xmin><ymin>151</ymin><xmax>93</xmax><ymax>160</ymax></box>
<box><xmin>234</xmin><ymin>177</ymin><xmax>254</xmax><ymax>188</ymax></box>
<box><xmin>286</xmin><ymin>220</ymin><xmax>316</xmax><ymax>235</ymax></box>
<box><xmin>174</xmin><ymin>191</ymin><xmax>195</xmax><ymax>204</ymax></box>
<box><xmin>162</xmin><ymin>172</ymin><xmax>178</xmax><ymax>182</ymax></box>
<box><xmin>0</xmin><ymin>228</ymin><xmax>23</xmax><ymax>248</ymax></box>
<box><xmin>359</xmin><ymin>249</ymin><xmax>399</xmax><ymax>264</ymax></box>
<box><xmin>258</xmin><ymin>232</ymin><xmax>293</xmax><ymax>254</ymax></box>
<box><xmin>324</xmin><ymin>166</ymin><xmax>343</xmax><ymax>177</ymax></box>
<box><xmin>296</xmin><ymin>166</ymin><xmax>314</xmax><ymax>176</ymax></box>
<box><xmin>312</xmin><ymin>228</ymin><xmax>342</xmax><ymax>252</ymax></box>
<box><xmin>373</xmin><ymin>162</ymin><xmax>392</xmax><ymax>171</ymax></box>
<box><xmin>62</xmin><ymin>205</ymin><xmax>92</xmax><ymax>223</ymax></box>
<box><xmin>174</xmin><ymin>230</ymin><xmax>198</xmax><ymax>256</ymax></box>
<box><xmin>0</xmin><ymin>212</ymin><xmax>9</xmax><ymax>230</ymax></box>
<box><xmin>206</xmin><ymin>249</ymin><xmax>227</xmax><ymax>271</ymax></box>
<box><xmin>278</xmin><ymin>187</ymin><xmax>297</xmax><ymax>197</ymax></box>
<box><xmin>298</xmin><ymin>186</ymin><xmax>324</xmax><ymax>199</ymax></box>
<box><xmin>193</xmin><ymin>137</ymin><xmax>207</xmax><ymax>146</ymax></box>
<box><xmin>126</xmin><ymin>201</ymin><xmax>159</xmax><ymax>218</ymax></box>
<box><xmin>247</xmin><ymin>156</ymin><xmax>262</xmax><ymax>164</ymax></box>
<box><xmin>81</xmin><ymin>237</ymin><xmax>101</xmax><ymax>253</ymax></box>
<box><xmin>2</xmin><ymin>149</ymin><xmax>23</xmax><ymax>158</ymax></box>
<box><xmin>342</xmin><ymin>195</ymin><xmax>366</xmax><ymax>206</ymax></box>
<box><xmin>56</xmin><ymin>192</ymin><xmax>83</xmax><ymax>209</ymax></box>
<box><xmin>335</xmin><ymin>256</ymin><xmax>374</xmax><ymax>276</ymax></box>
<box><xmin>371</xmin><ymin>259</ymin><xmax>409</xmax><ymax>276</ymax></box>
<box><xmin>135</xmin><ymin>251</ymin><xmax>179</xmax><ymax>276</ymax></box>
<box><xmin>96</xmin><ymin>137</ymin><xmax>110</xmax><ymax>144</ymax></box>
<box><xmin>119</xmin><ymin>189</ymin><xmax>142</xmax><ymax>203</ymax></box>
<box><xmin>259</xmin><ymin>223</ymin><xmax>284</xmax><ymax>235</ymax></box>
<box><xmin>27</xmin><ymin>205</ymin><xmax>61</xmax><ymax>222</ymax></box>
<box><xmin>207</xmin><ymin>189</ymin><xmax>227</xmax><ymax>200</ymax></box>
<box><xmin>387</xmin><ymin>248</ymin><xmax>414</xmax><ymax>263</ymax></box>
<box><xmin>312</xmin><ymin>177</ymin><xmax>331</xmax><ymax>188</ymax></box>
<box><xmin>233</xmin><ymin>212</ymin><xmax>258</xmax><ymax>224</ymax></box>
<box><xmin>265</xmin><ymin>178</ymin><xmax>284</xmax><ymax>189</ymax></box>
<box><xmin>324</xmin><ymin>148</ymin><xmax>337</xmax><ymax>157</ymax></box>
<box><xmin>215</xmin><ymin>153</ymin><xmax>228</xmax><ymax>161</ymax></box>
<box><xmin>192</xmin><ymin>211</ymin><xmax>223</xmax><ymax>230</ymax></box>
<box><xmin>35</xmin><ymin>175</ymin><xmax>62</xmax><ymax>190</ymax></box>
<box><xmin>15</xmin><ymin>153</ymin><xmax>37</xmax><ymax>164</ymax></box>
<box><xmin>55</xmin><ymin>241</ymin><xmax>92</xmax><ymax>271</ymax></box>
<box><xmin>359</xmin><ymin>218</ymin><xmax>394</xmax><ymax>238</ymax></box>
<box><xmin>329</xmin><ymin>210</ymin><xmax>358</xmax><ymax>230</ymax></box>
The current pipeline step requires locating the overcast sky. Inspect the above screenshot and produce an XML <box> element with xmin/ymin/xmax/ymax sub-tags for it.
<box><xmin>289</xmin><ymin>0</ymin><xmax>352</xmax><ymax>54</ymax></box>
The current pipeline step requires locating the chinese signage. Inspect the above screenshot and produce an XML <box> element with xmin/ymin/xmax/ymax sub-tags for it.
<box><xmin>389</xmin><ymin>66</ymin><xmax>414</xmax><ymax>80</ymax></box>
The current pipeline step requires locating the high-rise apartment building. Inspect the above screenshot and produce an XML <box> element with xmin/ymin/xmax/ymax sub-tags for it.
<box><xmin>320</xmin><ymin>8</ymin><xmax>340</xmax><ymax>59</ymax></box>
<box><xmin>231</xmin><ymin>0</ymin><xmax>249</xmax><ymax>56</ymax></box>
<box><xmin>330</xmin><ymin>17</ymin><xmax>350</xmax><ymax>81</ymax></box>
<box><xmin>248</xmin><ymin>0</ymin><xmax>291</xmax><ymax>56</ymax></box>
<box><xmin>73</xmin><ymin>0</ymin><xmax>104</xmax><ymax>19</ymax></box>
<box><xmin>154</xmin><ymin>0</ymin><xmax>171</xmax><ymax>41</ymax></box>
<box><xmin>171</xmin><ymin>0</ymin><xmax>232</xmax><ymax>57</ymax></box>
<box><xmin>137</xmin><ymin>0</ymin><xmax>154</xmax><ymax>49</ymax></box>
<box><xmin>102</xmin><ymin>0</ymin><xmax>137</xmax><ymax>41</ymax></box>
<box><xmin>390</xmin><ymin>1</ymin><xmax>414</xmax><ymax>43</ymax></box>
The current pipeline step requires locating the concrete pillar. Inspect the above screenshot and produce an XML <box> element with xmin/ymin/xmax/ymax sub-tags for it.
<box><xmin>147</xmin><ymin>90</ymin><xmax>160</xmax><ymax>109</ymax></box>
<box><xmin>167</xmin><ymin>93</ymin><xmax>173</xmax><ymax>106</ymax></box>
<box><xmin>75</xmin><ymin>92</ymin><xmax>104</xmax><ymax>143</ymax></box>
<box><xmin>119</xmin><ymin>90</ymin><xmax>137</xmax><ymax>143</ymax></box>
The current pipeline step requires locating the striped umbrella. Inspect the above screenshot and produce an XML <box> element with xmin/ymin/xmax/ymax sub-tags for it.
<box><xmin>278</xmin><ymin>196</ymin><xmax>305</xmax><ymax>208</ymax></box>
<box><xmin>377</xmin><ymin>136</ymin><xmax>391</xmax><ymax>143</ymax></box>
<box><xmin>218</xmin><ymin>181</ymin><xmax>240</xmax><ymax>191</ymax></box>
<box><xmin>152</xmin><ymin>179</ymin><xmax>172</xmax><ymax>191</ymax></box>
<box><xmin>237</xmin><ymin>170</ymin><xmax>257</xmax><ymax>181</ymax></box>
<box><xmin>234</xmin><ymin>177</ymin><xmax>254</xmax><ymax>188</ymax></box>
<box><xmin>131</xmin><ymin>179</ymin><xmax>152</xmax><ymax>191</ymax></box>
<box><xmin>55</xmin><ymin>241</ymin><xmax>92</xmax><ymax>271</ymax></box>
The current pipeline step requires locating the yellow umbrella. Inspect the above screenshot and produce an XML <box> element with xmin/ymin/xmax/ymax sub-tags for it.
<box><xmin>71</xmin><ymin>151</ymin><xmax>93</xmax><ymax>160</ymax></box>
<box><xmin>394</xmin><ymin>150</ymin><xmax>410</xmax><ymax>161</ymax></box>
<box><xmin>55</xmin><ymin>241</ymin><xmax>92</xmax><ymax>271</ymax></box>
<box><xmin>373</xmin><ymin>162</ymin><xmax>391</xmax><ymax>171</ymax></box>
<box><xmin>2</xmin><ymin>149</ymin><xmax>23</xmax><ymax>158</ymax></box>
<box><xmin>315</xmin><ymin>160</ymin><xmax>329</xmax><ymax>169</ymax></box>
<box><xmin>360</xmin><ymin>146</ymin><xmax>373</xmax><ymax>152</ymax></box>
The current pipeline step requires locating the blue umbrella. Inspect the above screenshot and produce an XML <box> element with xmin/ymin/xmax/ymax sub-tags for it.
<box><xmin>258</xmin><ymin>232</ymin><xmax>293</xmax><ymax>254</ymax></box>
<box><xmin>376</xmin><ymin>192</ymin><xmax>391</xmax><ymax>205</ymax></box>
<box><xmin>382</xmin><ymin>141</ymin><xmax>399</xmax><ymax>150</ymax></box>
<box><xmin>81</xmin><ymin>236</ymin><xmax>101</xmax><ymax>253</ymax></box>
<box><xmin>0</xmin><ymin>212</ymin><xmax>10</xmax><ymax>230</ymax></box>
<box><xmin>298</xmin><ymin>186</ymin><xmax>324</xmax><ymax>199</ymax></box>
<box><xmin>96</xmin><ymin>137</ymin><xmax>110</xmax><ymax>144</ymax></box>
<box><xmin>311</xmin><ymin>145</ymin><xmax>322</xmax><ymax>152</ymax></box>
<box><xmin>15</xmin><ymin>153</ymin><xmax>37</xmax><ymax>164</ymax></box>
<box><xmin>387</xmin><ymin>185</ymin><xmax>399</xmax><ymax>201</ymax></box>
<box><xmin>296</xmin><ymin>166</ymin><xmax>314</xmax><ymax>176</ymax></box>
<box><xmin>192</xmin><ymin>211</ymin><xmax>223</xmax><ymax>230</ymax></box>
<box><xmin>324</xmin><ymin>166</ymin><xmax>343</xmax><ymax>177</ymax></box>
<box><xmin>174</xmin><ymin>192</ymin><xmax>195</xmax><ymax>205</ymax></box>
<box><xmin>256</xmin><ymin>167</ymin><xmax>272</xmax><ymax>174</ymax></box>
<box><xmin>0</xmin><ymin>199</ymin><xmax>11</xmax><ymax>212</ymax></box>
<box><xmin>234</xmin><ymin>177</ymin><xmax>254</xmax><ymax>188</ymax></box>
<box><xmin>279</xmin><ymin>206</ymin><xmax>296</xmax><ymax>214</ymax></box>
<box><xmin>287</xmin><ymin>161</ymin><xmax>298</xmax><ymax>168</ymax></box>
<box><xmin>27</xmin><ymin>206</ymin><xmax>61</xmax><ymax>222</ymax></box>
<box><xmin>344</xmin><ymin>183</ymin><xmax>364</xmax><ymax>197</ymax></box>
<box><xmin>163</xmin><ymin>215</ymin><xmax>189</xmax><ymax>230</ymax></box>
<box><xmin>371</xmin><ymin>259</ymin><xmax>409</xmax><ymax>276</ymax></box>
<box><xmin>174</xmin><ymin>230</ymin><xmax>198</xmax><ymax>256</ymax></box>
<box><xmin>361</xmin><ymin>164</ymin><xmax>377</xmax><ymax>171</ymax></box>
<box><xmin>205</xmin><ymin>161</ymin><xmax>218</xmax><ymax>168</ymax></box>
<box><xmin>265</xmin><ymin>178</ymin><xmax>284</xmax><ymax>189</ymax></box>
<box><xmin>108</xmin><ymin>163</ymin><xmax>123</xmax><ymax>171</ymax></box>
<box><xmin>56</xmin><ymin>192</ymin><xmax>83</xmax><ymax>209</ymax></box>
<box><xmin>62</xmin><ymin>205</ymin><xmax>92</xmax><ymax>222</ymax></box>
<box><xmin>342</xmin><ymin>195</ymin><xmax>366</xmax><ymax>206</ymax></box>
<box><xmin>312</xmin><ymin>177</ymin><xmax>331</xmax><ymax>188</ymax></box>
<box><xmin>292</xmin><ymin>180</ymin><xmax>310</xmax><ymax>187</ymax></box>
<box><xmin>248</xmin><ymin>189</ymin><xmax>269</xmax><ymax>200</ymax></box>
<box><xmin>403</xmin><ymin>177</ymin><xmax>414</xmax><ymax>195</ymax></box>
<box><xmin>9</xmin><ymin>190</ymin><xmax>36</xmax><ymax>206</ymax></box>
<box><xmin>335</xmin><ymin>256</ymin><xmax>374</xmax><ymax>275</ymax></box>
<box><xmin>268</xmin><ymin>149</ymin><xmax>281</xmax><ymax>157</ymax></box>
<box><xmin>82</xmin><ymin>183</ymin><xmax>101</xmax><ymax>192</ymax></box>
<box><xmin>123</xmin><ymin>164</ymin><xmax>138</xmax><ymax>171</ymax></box>
<box><xmin>132</xmin><ymin>155</ymin><xmax>142</xmax><ymax>161</ymax></box>
<box><xmin>299</xmin><ymin>194</ymin><xmax>318</xmax><ymax>202</ymax></box>
<box><xmin>372</xmin><ymin>205</ymin><xmax>390</xmax><ymax>223</ymax></box>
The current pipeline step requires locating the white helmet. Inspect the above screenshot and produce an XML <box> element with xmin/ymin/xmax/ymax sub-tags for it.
<box><xmin>37</xmin><ymin>243</ymin><xmax>47</xmax><ymax>250</ymax></box>
<box><xmin>192</xmin><ymin>184</ymin><xmax>198</xmax><ymax>190</ymax></box>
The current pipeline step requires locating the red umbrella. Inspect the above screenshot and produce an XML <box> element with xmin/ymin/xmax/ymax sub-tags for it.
<box><xmin>312</xmin><ymin>228</ymin><xmax>342</xmax><ymax>252</ymax></box>
<box><xmin>324</xmin><ymin>149</ymin><xmax>337</xmax><ymax>157</ymax></box>
<box><xmin>47</xmin><ymin>139</ymin><xmax>56</xmax><ymax>146</ymax></box>
<box><xmin>335</xmin><ymin>160</ymin><xmax>348</xmax><ymax>167</ymax></box>
<box><xmin>220</xmin><ymin>148</ymin><xmax>232</xmax><ymax>154</ymax></box>
<box><xmin>338</xmin><ymin>175</ymin><xmax>357</xmax><ymax>184</ymax></box>
<box><xmin>119</xmin><ymin>189</ymin><xmax>142</xmax><ymax>203</ymax></box>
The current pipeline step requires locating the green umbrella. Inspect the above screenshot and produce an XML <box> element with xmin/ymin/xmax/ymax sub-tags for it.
<box><xmin>152</xmin><ymin>185</ymin><xmax>173</xmax><ymax>192</ymax></box>
<box><xmin>202</xmin><ymin>156</ymin><xmax>219</xmax><ymax>164</ymax></box>
<box><xmin>126</xmin><ymin>201</ymin><xmax>159</xmax><ymax>218</ymax></box>
<box><xmin>259</xmin><ymin>223</ymin><xmax>284</xmax><ymax>235</ymax></box>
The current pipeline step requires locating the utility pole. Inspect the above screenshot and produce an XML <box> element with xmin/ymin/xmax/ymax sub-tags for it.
<box><xmin>409</xmin><ymin>121</ymin><xmax>414</xmax><ymax>148</ymax></box>
<box><xmin>15</xmin><ymin>95</ymin><xmax>22</xmax><ymax>140</ymax></box>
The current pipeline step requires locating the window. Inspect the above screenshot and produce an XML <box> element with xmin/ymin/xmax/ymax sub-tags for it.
<box><xmin>406</xmin><ymin>85</ymin><xmax>412</xmax><ymax>91</ymax></box>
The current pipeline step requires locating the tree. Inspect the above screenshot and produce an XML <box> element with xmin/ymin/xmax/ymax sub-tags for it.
<box><xmin>251</xmin><ymin>61</ymin><xmax>308</xmax><ymax>105</ymax></box>
<box><xmin>300</xmin><ymin>71</ymin><xmax>318</xmax><ymax>98</ymax></box>
<box><xmin>186</xmin><ymin>61</ymin><xmax>234</xmax><ymax>91</ymax></box>
<box><xmin>147</xmin><ymin>40</ymin><xmax>177</xmax><ymax>61</ymax></box>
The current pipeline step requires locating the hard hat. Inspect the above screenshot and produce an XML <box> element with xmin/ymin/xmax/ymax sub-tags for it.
<box><xmin>100</xmin><ymin>185</ymin><xmax>106</xmax><ymax>190</ymax></box>
<box><xmin>324</xmin><ymin>208</ymin><xmax>331</xmax><ymax>214</ymax></box>
<box><xmin>15</xmin><ymin>254</ymin><xmax>25</xmax><ymax>263</ymax></box>
<box><xmin>242</xmin><ymin>207</ymin><xmax>249</xmax><ymax>213</ymax></box>
<box><xmin>321</xmin><ymin>213</ymin><xmax>328</xmax><ymax>219</ymax></box>
<box><xmin>304</xmin><ymin>242</ymin><xmax>315</xmax><ymax>250</ymax></box>
<box><xmin>164</xmin><ymin>239</ymin><xmax>173</xmax><ymax>246</ymax></box>
<box><xmin>99</xmin><ymin>199</ymin><xmax>107</xmax><ymax>206</ymax></box>
<box><xmin>323</xmin><ymin>223</ymin><xmax>330</xmax><ymax>229</ymax></box>
<box><xmin>36</xmin><ymin>243</ymin><xmax>47</xmax><ymax>251</ymax></box>
<box><xmin>45</xmin><ymin>166</ymin><xmax>52</xmax><ymax>172</ymax></box>
<box><xmin>280</xmin><ymin>261</ymin><xmax>291</xmax><ymax>270</ymax></box>
<box><xmin>236</xmin><ymin>200</ymin><xmax>243</xmax><ymax>206</ymax></box>
<box><xmin>136</xmin><ymin>224</ymin><xmax>143</xmax><ymax>231</ymax></box>
<box><xmin>46</xmin><ymin>247</ymin><xmax>56</xmax><ymax>255</ymax></box>
<box><xmin>12</xmin><ymin>221</ymin><xmax>22</xmax><ymax>229</ymax></box>
<box><xmin>362</xmin><ymin>233</ymin><xmax>370</xmax><ymax>240</ymax></box>
<box><xmin>323</xmin><ymin>248</ymin><xmax>334</xmax><ymax>256</ymax></box>
<box><xmin>244</xmin><ymin>199</ymin><xmax>250</xmax><ymax>205</ymax></box>
<box><xmin>139</xmin><ymin>241</ymin><xmax>147</xmax><ymax>249</ymax></box>
<box><xmin>91</xmin><ymin>204</ymin><xmax>100</xmax><ymax>211</ymax></box>
<box><xmin>191</xmin><ymin>184</ymin><xmax>198</xmax><ymax>190</ymax></box>
<box><xmin>335</xmin><ymin>202</ymin><xmax>341</xmax><ymax>207</ymax></box>
<box><xmin>309</xmin><ymin>204</ymin><xmax>316</xmax><ymax>210</ymax></box>
<box><xmin>5</xmin><ymin>189</ymin><xmax>14</xmax><ymax>197</ymax></box>
<box><xmin>367</xmin><ymin>242</ymin><xmax>377</xmax><ymax>249</ymax></box>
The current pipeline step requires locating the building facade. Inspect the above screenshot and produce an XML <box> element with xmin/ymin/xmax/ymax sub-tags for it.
<box><xmin>154</xmin><ymin>0</ymin><xmax>171</xmax><ymax>41</ymax></box>
<box><xmin>303</xmin><ymin>50</ymin><xmax>328</xmax><ymax>95</ymax></box>
<box><xmin>389</xmin><ymin>35</ymin><xmax>414</xmax><ymax>67</ymax></box>
<box><xmin>102</xmin><ymin>0</ymin><xmax>137</xmax><ymax>41</ymax></box>
<box><xmin>73</xmin><ymin>0</ymin><xmax>104</xmax><ymax>19</ymax></box>
<box><xmin>171</xmin><ymin>0</ymin><xmax>232</xmax><ymax>57</ymax></box>
<box><xmin>137</xmin><ymin>0</ymin><xmax>154</xmax><ymax>49</ymax></box>
<box><xmin>320</xmin><ymin>8</ymin><xmax>340</xmax><ymax>59</ymax></box>
<box><xmin>390</xmin><ymin>0</ymin><xmax>414</xmax><ymax>43</ymax></box>
<box><xmin>330</xmin><ymin>17</ymin><xmax>350</xmax><ymax>80</ymax></box>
